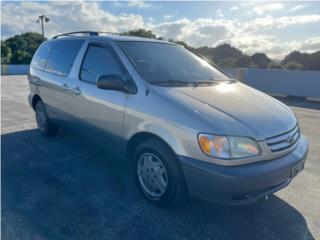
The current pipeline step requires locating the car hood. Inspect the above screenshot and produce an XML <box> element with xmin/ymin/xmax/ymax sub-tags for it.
<box><xmin>158</xmin><ymin>81</ymin><xmax>297</xmax><ymax>140</ymax></box>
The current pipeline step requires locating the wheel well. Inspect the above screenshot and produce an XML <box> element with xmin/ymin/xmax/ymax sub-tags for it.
<box><xmin>32</xmin><ymin>95</ymin><xmax>42</xmax><ymax>110</ymax></box>
<box><xmin>126</xmin><ymin>132</ymin><xmax>176</xmax><ymax>162</ymax></box>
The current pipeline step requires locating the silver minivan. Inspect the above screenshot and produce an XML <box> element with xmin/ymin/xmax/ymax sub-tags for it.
<box><xmin>28</xmin><ymin>31</ymin><xmax>308</xmax><ymax>206</ymax></box>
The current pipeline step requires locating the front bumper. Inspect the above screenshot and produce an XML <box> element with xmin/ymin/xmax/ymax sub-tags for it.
<box><xmin>179</xmin><ymin>135</ymin><xmax>308</xmax><ymax>205</ymax></box>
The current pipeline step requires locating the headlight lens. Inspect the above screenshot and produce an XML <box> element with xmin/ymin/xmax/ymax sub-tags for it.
<box><xmin>198</xmin><ymin>134</ymin><xmax>261</xmax><ymax>159</ymax></box>
<box><xmin>228</xmin><ymin>136</ymin><xmax>261</xmax><ymax>158</ymax></box>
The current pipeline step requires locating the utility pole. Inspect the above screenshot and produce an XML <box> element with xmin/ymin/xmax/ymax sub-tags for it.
<box><xmin>37</xmin><ymin>15</ymin><xmax>50</xmax><ymax>40</ymax></box>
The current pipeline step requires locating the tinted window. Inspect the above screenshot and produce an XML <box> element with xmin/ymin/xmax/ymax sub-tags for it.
<box><xmin>45</xmin><ymin>40</ymin><xmax>84</xmax><ymax>77</ymax></box>
<box><xmin>31</xmin><ymin>42</ymin><xmax>50</xmax><ymax>71</ymax></box>
<box><xmin>119</xmin><ymin>42</ymin><xmax>228</xmax><ymax>85</ymax></box>
<box><xmin>80</xmin><ymin>45</ymin><xmax>125</xmax><ymax>84</ymax></box>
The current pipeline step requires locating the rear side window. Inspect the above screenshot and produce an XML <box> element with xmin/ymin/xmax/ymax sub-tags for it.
<box><xmin>80</xmin><ymin>45</ymin><xmax>125</xmax><ymax>84</ymax></box>
<box><xmin>45</xmin><ymin>40</ymin><xmax>84</xmax><ymax>77</ymax></box>
<box><xmin>31</xmin><ymin>42</ymin><xmax>50</xmax><ymax>71</ymax></box>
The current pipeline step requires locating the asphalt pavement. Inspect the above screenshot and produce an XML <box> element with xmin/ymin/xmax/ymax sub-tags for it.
<box><xmin>1</xmin><ymin>75</ymin><xmax>319</xmax><ymax>240</ymax></box>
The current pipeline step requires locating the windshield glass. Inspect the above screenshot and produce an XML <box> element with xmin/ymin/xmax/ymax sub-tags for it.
<box><xmin>119</xmin><ymin>41</ymin><xmax>228</xmax><ymax>85</ymax></box>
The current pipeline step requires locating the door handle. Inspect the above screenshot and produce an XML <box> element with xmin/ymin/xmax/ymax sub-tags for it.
<box><xmin>72</xmin><ymin>86</ymin><xmax>82</xmax><ymax>95</ymax></box>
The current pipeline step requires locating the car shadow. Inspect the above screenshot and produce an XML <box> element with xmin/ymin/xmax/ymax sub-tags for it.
<box><xmin>1</xmin><ymin>129</ymin><xmax>315</xmax><ymax>240</ymax></box>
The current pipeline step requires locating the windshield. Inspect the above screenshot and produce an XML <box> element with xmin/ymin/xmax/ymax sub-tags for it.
<box><xmin>119</xmin><ymin>41</ymin><xmax>229</xmax><ymax>85</ymax></box>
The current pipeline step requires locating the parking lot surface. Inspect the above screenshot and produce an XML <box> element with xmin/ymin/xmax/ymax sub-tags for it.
<box><xmin>2</xmin><ymin>75</ymin><xmax>320</xmax><ymax>240</ymax></box>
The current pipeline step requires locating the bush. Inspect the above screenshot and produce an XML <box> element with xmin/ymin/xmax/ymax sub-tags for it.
<box><xmin>283</xmin><ymin>61</ymin><xmax>304</xmax><ymax>70</ymax></box>
<box><xmin>268</xmin><ymin>62</ymin><xmax>283</xmax><ymax>69</ymax></box>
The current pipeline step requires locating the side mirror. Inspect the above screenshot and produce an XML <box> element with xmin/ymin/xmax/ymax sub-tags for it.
<box><xmin>96</xmin><ymin>74</ymin><xmax>129</xmax><ymax>93</ymax></box>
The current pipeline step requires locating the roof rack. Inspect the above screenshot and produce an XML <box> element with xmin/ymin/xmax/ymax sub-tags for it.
<box><xmin>52</xmin><ymin>31</ymin><xmax>120</xmax><ymax>39</ymax></box>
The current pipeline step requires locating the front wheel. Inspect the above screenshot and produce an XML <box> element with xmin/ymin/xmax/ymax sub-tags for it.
<box><xmin>133</xmin><ymin>138</ymin><xmax>187</xmax><ymax>207</ymax></box>
<box><xmin>35</xmin><ymin>101</ymin><xmax>59</xmax><ymax>137</ymax></box>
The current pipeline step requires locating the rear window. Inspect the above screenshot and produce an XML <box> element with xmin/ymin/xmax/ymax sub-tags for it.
<box><xmin>31</xmin><ymin>42</ymin><xmax>50</xmax><ymax>71</ymax></box>
<box><xmin>45</xmin><ymin>40</ymin><xmax>84</xmax><ymax>77</ymax></box>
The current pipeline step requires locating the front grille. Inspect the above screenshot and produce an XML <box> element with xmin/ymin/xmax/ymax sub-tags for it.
<box><xmin>266</xmin><ymin>125</ymin><xmax>300</xmax><ymax>153</ymax></box>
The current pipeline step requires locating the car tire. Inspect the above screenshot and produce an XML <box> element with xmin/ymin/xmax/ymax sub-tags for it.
<box><xmin>35</xmin><ymin>100</ymin><xmax>59</xmax><ymax>137</ymax></box>
<box><xmin>133</xmin><ymin>138</ymin><xmax>187</xmax><ymax>207</ymax></box>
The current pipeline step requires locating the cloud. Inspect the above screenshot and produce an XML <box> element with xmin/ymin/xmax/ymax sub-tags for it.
<box><xmin>150</xmin><ymin>18</ymin><xmax>237</xmax><ymax>48</ymax></box>
<box><xmin>149</xmin><ymin>18</ymin><xmax>190</xmax><ymax>40</ymax></box>
<box><xmin>300</xmin><ymin>37</ymin><xmax>320</xmax><ymax>52</ymax></box>
<box><xmin>229</xmin><ymin>35</ymin><xmax>300</xmax><ymax>59</ymax></box>
<box><xmin>244</xmin><ymin>15</ymin><xmax>320</xmax><ymax>33</ymax></box>
<box><xmin>163</xmin><ymin>14</ymin><xmax>174</xmax><ymax>21</ymax></box>
<box><xmin>241</xmin><ymin>2</ymin><xmax>257</xmax><ymax>7</ymax></box>
<box><xmin>290</xmin><ymin>4</ymin><xmax>304</xmax><ymax>12</ymax></box>
<box><xmin>1</xmin><ymin>1</ymin><xmax>146</xmax><ymax>38</ymax></box>
<box><xmin>229</xmin><ymin>6</ymin><xmax>239</xmax><ymax>12</ymax></box>
<box><xmin>150</xmin><ymin>14</ymin><xmax>320</xmax><ymax>58</ymax></box>
<box><xmin>113</xmin><ymin>0</ymin><xmax>153</xmax><ymax>9</ymax></box>
<box><xmin>127</xmin><ymin>0</ymin><xmax>152</xmax><ymax>9</ymax></box>
<box><xmin>1</xmin><ymin>1</ymin><xmax>320</xmax><ymax>59</ymax></box>
<box><xmin>112</xmin><ymin>1</ymin><xmax>122</xmax><ymax>7</ymax></box>
<box><xmin>216</xmin><ymin>9</ymin><xmax>224</xmax><ymax>18</ymax></box>
<box><xmin>253</xmin><ymin>3</ymin><xmax>284</xmax><ymax>15</ymax></box>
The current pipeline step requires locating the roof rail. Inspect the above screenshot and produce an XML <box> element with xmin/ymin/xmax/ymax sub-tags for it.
<box><xmin>52</xmin><ymin>31</ymin><xmax>120</xmax><ymax>39</ymax></box>
<box><xmin>52</xmin><ymin>31</ymin><xmax>98</xmax><ymax>39</ymax></box>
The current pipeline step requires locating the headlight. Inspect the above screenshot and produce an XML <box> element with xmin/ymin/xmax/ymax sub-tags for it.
<box><xmin>198</xmin><ymin>134</ymin><xmax>261</xmax><ymax>159</ymax></box>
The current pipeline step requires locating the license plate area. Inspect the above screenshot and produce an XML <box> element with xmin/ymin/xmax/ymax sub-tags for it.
<box><xmin>291</xmin><ymin>161</ymin><xmax>305</xmax><ymax>178</ymax></box>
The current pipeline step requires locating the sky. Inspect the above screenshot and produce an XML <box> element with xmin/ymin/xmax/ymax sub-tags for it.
<box><xmin>1</xmin><ymin>1</ymin><xmax>320</xmax><ymax>59</ymax></box>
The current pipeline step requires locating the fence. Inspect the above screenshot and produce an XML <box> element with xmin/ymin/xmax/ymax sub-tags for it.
<box><xmin>223</xmin><ymin>68</ymin><xmax>320</xmax><ymax>99</ymax></box>
<box><xmin>1</xmin><ymin>65</ymin><xmax>29</xmax><ymax>75</ymax></box>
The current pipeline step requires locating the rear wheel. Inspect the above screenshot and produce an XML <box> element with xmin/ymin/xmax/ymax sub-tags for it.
<box><xmin>35</xmin><ymin>100</ymin><xmax>59</xmax><ymax>137</ymax></box>
<box><xmin>133</xmin><ymin>138</ymin><xmax>187</xmax><ymax>207</ymax></box>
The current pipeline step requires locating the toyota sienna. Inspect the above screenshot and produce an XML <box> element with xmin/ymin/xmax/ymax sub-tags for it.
<box><xmin>28</xmin><ymin>31</ymin><xmax>308</xmax><ymax>206</ymax></box>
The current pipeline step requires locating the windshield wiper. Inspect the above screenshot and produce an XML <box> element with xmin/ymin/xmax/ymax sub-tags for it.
<box><xmin>152</xmin><ymin>78</ymin><xmax>234</xmax><ymax>87</ymax></box>
<box><xmin>192</xmin><ymin>80</ymin><xmax>218</xmax><ymax>87</ymax></box>
<box><xmin>152</xmin><ymin>79</ymin><xmax>195</xmax><ymax>86</ymax></box>
<box><xmin>193</xmin><ymin>78</ymin><xmax>237</xmax><ymax>86</ymax></box>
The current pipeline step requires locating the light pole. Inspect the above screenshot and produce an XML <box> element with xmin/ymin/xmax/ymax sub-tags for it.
<box><xmin>37</xmin><ymin>15</ymin><xmax>50</xmax><ymax>40</ymax></box>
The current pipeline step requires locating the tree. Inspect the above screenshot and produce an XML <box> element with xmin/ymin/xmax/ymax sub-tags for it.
<box><xmin>169</xmin><ymin>39</ymin><xmax>191</xmax><ymax>48</ymax></box>
<box><xmin>11</xmin><ymin>50</ymin><xmax>33</xmax><ymax>64</ymax></box>
<box><xmin>2</xmin><ymin>29</ymin><xmax>320</xmax><ymax>70</ymax></box>
<box><xmin>197</xmin><ymin>44</ymin><xmax>244</xmax><ymax>62</ymax></box>
<box><xmin>1</xmin><ymin>41</ymin><xmax>12</xmax><ymax>64</ymax></box>
<box><xmin>2</xmin><ymin>32</ymin><xmax>46</xmax><ymax>64</ymax></box>
<box><xmin>283</xmin><ymin>50</ymin><xmax>320</xmax><ymax>71</ymax></box>
<box><xmin>219</xmin><ymin>59</ymin><xmax>235</xmax><ymax>68</ymax></box>
<box><xmin>268</xmin><ymin>62</ymin><xmax>283</xmax><ymax>69</ymax></box>
<box><xmin>123</xmin><ymin>29</ymin><xmax>157</xmax><ymax>39</ymax></box>
<box><xmin>251</xmin><ymin>53</ymin><xmax>271</xmax><ymax>68</ymax></box>
<box><xmin>283</xmin><ymin>61</ymin><xmax>304</xmax><ymax>70</ymax></box>
<box><xmin>309</xmin><ymin>51</ymin><xmax>320</xmax><ymax>71</ymax></box>
<box><xmin>234</xmin><ymin>55</ymin><xmax>252</xmax><ymax>68</ymax></box>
